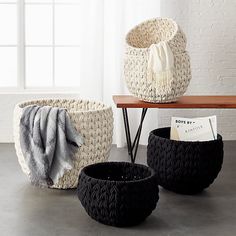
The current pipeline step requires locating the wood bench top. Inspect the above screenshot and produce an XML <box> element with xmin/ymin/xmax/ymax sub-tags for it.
<box><xmin>113</xmin><ymin>95</ymin><xmax>236</xmax><ymax>109</ymax></box>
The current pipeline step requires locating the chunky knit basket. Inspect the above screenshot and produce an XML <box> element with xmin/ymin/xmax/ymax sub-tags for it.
<box><xmin>124</xmin><ymin>18</ymin><xmax>191</xmax><ymax>103</ymax></box>
<box><xmin>147</xmin><ymin>127</ymin><xmax>224</xmax><ymax>194</ymax></box>
<box><xmin>13</xmin><ymin>99</ymin><xmax>113</xmax><ymax>189</ymax></box>
<box><xmin>77</xmin><ymin>162</ymin><xmax>159</xmax><ymax>226</ymax></box>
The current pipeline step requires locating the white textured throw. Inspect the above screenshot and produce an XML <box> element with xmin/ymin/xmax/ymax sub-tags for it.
<box><xmin>147</xmin><ymin>41</ymin><xmax>175</xmax><ymax>94</ymax></box>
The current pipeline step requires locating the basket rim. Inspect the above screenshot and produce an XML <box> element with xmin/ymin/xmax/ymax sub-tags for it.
<box><xmin>15</xmin><ymin>98</ymin><xmax>112</xmax><ymax>114</ymax></box>
<box><xmin>149</xmin><ymin>127</ymin><xmax>222</xmax><ymax>144</ymax></box>
<box><xmin>80</xmin><ymin>161</ymin><xmax>156</xmax><ymax>184</ymax></box>
<box><xmin>125</xmin><ymin>17</ymin><xmax>179</xmax><ymax>50</ymax></box>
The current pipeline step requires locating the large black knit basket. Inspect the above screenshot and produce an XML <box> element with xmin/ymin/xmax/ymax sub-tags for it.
<box><xmin>147</xmin><ymin>127</ymin><xmax>224</xmax><ymax>194</ymax></box>
<box><xmin>77</xmin><ymin>162</ymin><xmax>159</xmax><ymax>227</ymax></box>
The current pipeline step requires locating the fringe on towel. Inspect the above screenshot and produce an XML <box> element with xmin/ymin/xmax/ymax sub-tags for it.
<box><xmin>147</xmin><ymin>69</ymin><xmax>174</xmax><ymax>95</ymax></box>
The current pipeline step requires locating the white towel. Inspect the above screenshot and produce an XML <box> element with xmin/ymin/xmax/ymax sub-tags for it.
<box><xmin>147</xmin><ymin>41</ymin><xmax>175</xmax><ymax>95</ymax></box>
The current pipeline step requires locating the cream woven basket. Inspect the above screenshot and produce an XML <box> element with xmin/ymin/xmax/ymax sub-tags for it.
<box><xmin>13</xmin><ymin>99</ymin><xmax>113</xmax><ymax>189</ymax></box>
<box><xmin>124</xmin><ymin>18</ymin><xmax>192</xmax><ymax>103</ymax></box>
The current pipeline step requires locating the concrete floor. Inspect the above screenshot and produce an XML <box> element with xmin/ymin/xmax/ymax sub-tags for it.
<box><xmin>0</xmin><ymin>143</ymin><xmax>236</xmax><ymax>236</ymax></box>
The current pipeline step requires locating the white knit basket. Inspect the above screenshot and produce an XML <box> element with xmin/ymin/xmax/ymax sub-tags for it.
<box><xmin>124</xmin><ymin>18</ymin><xmax>192</xmax><ymax>103</ymax></box>
<box><xmin>13</xmin><ymin>99</ymin><xmax>113</xmax><ymax>189</ymax></box>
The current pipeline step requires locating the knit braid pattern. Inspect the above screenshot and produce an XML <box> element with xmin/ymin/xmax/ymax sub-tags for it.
<box><xmin>124</xmin><ymin>18</ymin><xmax>191</xmax><ymax>103</ymax></box>
<box><xmin>77</xmin><ymin>162</ymin><xmax>159</xmax><ymax>227</ymax></box>
<box><xmin>13</xmin><ymin>99</ymin><xmax>113</xmax><ymax>189</ymax></box>
<box><xmin>147</xmin><ymin>127</ymin><xmax>224</xmax><ymax>194</ymax></box>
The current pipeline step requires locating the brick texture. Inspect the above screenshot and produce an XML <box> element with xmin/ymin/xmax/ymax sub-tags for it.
<box><xmin>159</xmin><ymin>0</ymin><xmax>236</xmax><ymax>140</ymax></box>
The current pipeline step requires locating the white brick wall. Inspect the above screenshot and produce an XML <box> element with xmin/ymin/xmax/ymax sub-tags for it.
<box><xmin>159</xmin><ymin>0</ymin><xmax>236</xmax><ymax>140</ymax></box>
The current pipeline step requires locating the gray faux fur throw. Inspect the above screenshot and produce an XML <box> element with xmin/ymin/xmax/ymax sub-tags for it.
<box><xmin>19</xmin><ymin>105</ymin><xmax>83</xmax><ymax>187</ymax></box>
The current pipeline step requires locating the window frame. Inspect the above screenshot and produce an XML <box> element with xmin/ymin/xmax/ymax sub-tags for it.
<box><xmin>0</xmin><ymin>0</ymin><xmax>81</xmax><ymax>93</ymax></box>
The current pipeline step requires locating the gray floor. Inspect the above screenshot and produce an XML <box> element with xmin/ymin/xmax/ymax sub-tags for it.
<box><xmin>0</xmin><ymin>143</ymin><xmax>236</xmax><ymax>236</ymax></box>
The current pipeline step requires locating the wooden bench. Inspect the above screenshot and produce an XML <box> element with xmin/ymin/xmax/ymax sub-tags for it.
<box><xmin>113</xmin><ymin>95</ymin><xmax>236</xmax><ymax>163</ymax></box>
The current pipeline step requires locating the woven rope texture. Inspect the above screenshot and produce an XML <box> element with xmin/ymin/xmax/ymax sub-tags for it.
<box><xmin>77</xmin><ymin>162</ymin><xmax>159</xmax><ymax>226</ymax></box>
<box><xmin>125</xmin><ymin>18</ymin><xmax>191</xmax><ymax>103</ymax></box>
<box><xmin>13</xmin><ymin>99</ymin><xmax>113</xmax><ymax>189</ymax></box>
<box><xmin>147</xmin><ymin>127</ymin><xmax>224</xmax><ymax>194</ymax></box>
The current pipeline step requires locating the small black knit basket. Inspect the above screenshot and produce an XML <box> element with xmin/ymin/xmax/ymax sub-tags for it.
<box><xmin>147</xmin><ymin>127</ymin><xmax>224</xmax><ymax>194</ymax></box>
<box><xmin>77</xmin><ymin>162</ymin><xmax>159</xmax><ymax>227</ymax></box>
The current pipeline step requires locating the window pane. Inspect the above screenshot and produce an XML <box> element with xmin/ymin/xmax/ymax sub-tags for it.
<box><xmin>55</xmin><ymin>5</ymin><xmax>80</xmax><ymax>45</ymax></box>
<box><xmin>55</xmin><ymin>47</ymin><xmax>80</xmax><ymax>87</ymax></box>
<box><xmin>26</xmin><ymin>47</ymin><xmax>53</xmax><ymax>87</ymax></box>
<box><xmin>0</xmin><ymin>0</ymin><xmax>16</xmax><ymax>2</ymax></box>
<box><xmin>25</xmin><ymin>5</ymin><xmax>53</xmax><ymax>45</ymax></box>
<box><xmin>0</xmin><ymin>4</ymin><xmax>16</xmax><ymax>45</ymax></box>
<box><xmin>0</xmin><ymin>47</ymin><xmax>17</xmax><ymax>87</ymax></box>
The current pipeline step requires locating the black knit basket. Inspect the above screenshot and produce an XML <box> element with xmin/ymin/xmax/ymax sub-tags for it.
<box><xmin>147</xmin><ymin>127</ymin><xmax>224</xmax><ymax>194</ymax></box>
<box><xmin>77</xmin><ymin>162</ymin><xmax>159</xmax><ymax>227</ymax></box>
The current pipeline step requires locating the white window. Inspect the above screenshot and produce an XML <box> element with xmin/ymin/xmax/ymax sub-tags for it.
<box><xmin>0</xmin><ymin>0</ymin><xmax>81</xmax><ymax>91</ymax></box>
<box><xmin>0</xmin><ymin>1</ymin><xmax>17</xmax><ymax>87</ymax></box>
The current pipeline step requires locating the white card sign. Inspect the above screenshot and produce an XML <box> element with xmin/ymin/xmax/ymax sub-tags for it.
<box><xmin>170</xmin><ymin>116</ymin><xmax>217</xmax><ymax>142</ymax></box>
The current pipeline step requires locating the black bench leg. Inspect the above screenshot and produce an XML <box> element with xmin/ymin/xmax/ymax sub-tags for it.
<box><xmin>122</xmin><ymin>108</ymin><xmax>148</xmax><ymax>163</ymax></box>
